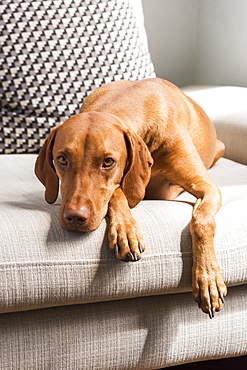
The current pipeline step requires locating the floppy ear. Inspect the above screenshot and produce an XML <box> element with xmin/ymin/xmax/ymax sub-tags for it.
<box><xmin>121</xmin><ymin>130</ymin><xmax>153</xmax><ymax>208</ymax></box>
<box><xmin>34</xmin><ymin>127</ymin><xmax>59</xmax><ymax>204</ymax></box>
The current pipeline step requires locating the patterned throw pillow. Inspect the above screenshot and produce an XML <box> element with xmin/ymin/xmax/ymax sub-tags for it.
<box><xmin>0</xmin><ymin>0</ymin><xmax>155</xmax><ymax>154</ymax></box>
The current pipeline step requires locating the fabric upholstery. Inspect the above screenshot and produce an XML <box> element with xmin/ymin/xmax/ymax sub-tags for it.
<box><xmin>0</xmin><ymin>0</ymin><xmax>155</xmax><ymax>154</ymax></box>
<box><xmin>0</xmin><ymin>285</ymin><xmax>247</xmax><ymax>369</ymax></box>
<box><xmin>1</xmin><ymin>154</ymin><xmax>247</xmax><ymax>313</ymax></box>
<box><xmin>183</xmin><ymin>86</ymin><xmax>247</xmax><ymax>165</ymax></box>
<box><xmin>1</xmin><ymin>1</ymin><xmax>247</xmax><ymax>367</ymax></box>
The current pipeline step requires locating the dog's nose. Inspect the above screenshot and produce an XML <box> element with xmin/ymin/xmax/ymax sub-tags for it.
<box><xmin>64</xmin><ymin>207</ymin><xmax>90</xmax><ymax>227</ymax></box>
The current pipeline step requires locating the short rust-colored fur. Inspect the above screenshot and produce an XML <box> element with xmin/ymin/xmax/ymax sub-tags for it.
<box><xmin>35</xmin><ymin>78</ymin><xmax>227</xmax><ymax>318</ymax></box>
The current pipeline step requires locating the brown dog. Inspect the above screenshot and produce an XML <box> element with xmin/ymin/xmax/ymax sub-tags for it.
<box><xmin>35</xmin><ymin>78</ymin><xmax>227</xmax><ymax>318</ymax></box>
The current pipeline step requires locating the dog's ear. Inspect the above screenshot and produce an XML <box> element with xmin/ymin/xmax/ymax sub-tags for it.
<box><xmin>121</xmin><ymin>130</ymin><xmax>153</xmax><ymax>208</ymax></box>
<box><xmin>35</xmin><ymin>127</ymin><xmax>59</xmax><ymax>204</ymax></box>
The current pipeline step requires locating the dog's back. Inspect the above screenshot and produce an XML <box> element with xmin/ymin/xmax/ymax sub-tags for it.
<box><xmin>80</xmin><ymin>78</ymin><xmax>218</xmax><ymax>169</ymax></box>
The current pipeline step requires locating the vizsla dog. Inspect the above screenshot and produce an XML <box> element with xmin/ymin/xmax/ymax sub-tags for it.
<box><xmin>35</xmin><ymin>78</ymin><xmax>227</xmax><ymax>318</ymax></box>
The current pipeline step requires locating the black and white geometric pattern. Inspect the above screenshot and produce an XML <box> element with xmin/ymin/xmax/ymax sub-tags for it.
<box><xmin>0</xmin><ymin>0</ymin><xmax>155</xmax><ymax>154</ymax></box>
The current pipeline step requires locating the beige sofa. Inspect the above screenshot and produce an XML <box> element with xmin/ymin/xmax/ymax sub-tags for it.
<box><xmin>1</xmin><ymin>1</ymin><xmax>247</xmax><ymax>369</ymax></box>
<box><xmin>1</xmin><ymin>88</ymin><xmax>247</xmax><ymax>370</ymax></box>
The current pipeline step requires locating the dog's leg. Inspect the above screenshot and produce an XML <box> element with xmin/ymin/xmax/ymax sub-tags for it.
<box><xmin>190</xmin><ymin>186</ymin><xmax>227</xmax><ymax>318</ymax></box>
<box><xmin>158</xmin><ymin>139</ymin><xmax>227</xmax><ymax>317</ymax></box>
<box><xmin>107</xmin><ymin>188</ymin><xmax>145</xmax><ymax>262</ymax></box>
<box><xmin>210</xmin><ymin>139</ymin><xmax>225</xmax><ymax>168</ymax></box>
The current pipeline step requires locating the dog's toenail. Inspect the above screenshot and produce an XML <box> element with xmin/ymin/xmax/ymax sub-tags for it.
<box><xmin>208</xmin><ymin>308</ymin><xmax>214</xmax><ymax>319</ymax></box>
<box><xmin>138</xmin><ymin>244</ymin><xmax>144</xmax><ymax>253</ymax></box>
<box><xmin>219</xmin><ymin>292</ymin><xmax>225</xmax><ymax>304</ymax></box>
<box><xmin>127</xmin><ymin>252</ymin><xmax>135</xmax><ymax>261</ymax></box>
<box><xmin>114</xmin><ymin>244</ymin><xmax>119</xmax><ymax>257</ymax></box>
<box><xmin>132</xmin><ymin>252</ymin><xmax>138</xmax><ymax>261</ymax></box>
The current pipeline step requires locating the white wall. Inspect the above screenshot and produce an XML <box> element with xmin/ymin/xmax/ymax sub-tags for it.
<box><xmin>195</xmin><ymin>0</ymin><xmax>247</xmax><ymax>86</ymax></box>
<box><xmin>142</xmin><ymin>0</ymin><xmax>198</xmax><ymax>87</ymax></box>
<box><xmin>142</xmin><ymin>0</ymin><xmax>247</xmax><ymax>87</ymax></box>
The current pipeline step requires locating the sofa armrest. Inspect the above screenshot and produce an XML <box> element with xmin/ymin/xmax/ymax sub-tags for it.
<box><xmin>183</xmin><ymin>86</ymin><xmax>247</xmax><ymax>165</ymax></box>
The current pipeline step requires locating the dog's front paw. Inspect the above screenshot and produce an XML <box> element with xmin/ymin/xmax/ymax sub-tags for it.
<box><xmin>192</xmin><ymin>260</ymin><xmax>227</xmax><ymax>318</ymax></box>
<box><xmin>108</xmin><ymin>213</ymin><xmax>145</xmax><ymax>262</ymax></box>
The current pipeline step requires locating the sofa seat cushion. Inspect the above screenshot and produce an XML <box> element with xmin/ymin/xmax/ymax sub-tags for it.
<box><xmin>0</xmin><ymin>154</ymin><xmax>247</xmax><ymax>313</ymax></box>
<box><xmin>1</xmin><ymin>286</ymin><xmax>247</xmax><ymax>369</ymax></box>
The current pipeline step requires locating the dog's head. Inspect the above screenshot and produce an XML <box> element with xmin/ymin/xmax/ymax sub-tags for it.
<box><xmin>35</xmin><ymin>112</ymin><xmax>153</xmax><ymax>232</ymax></box>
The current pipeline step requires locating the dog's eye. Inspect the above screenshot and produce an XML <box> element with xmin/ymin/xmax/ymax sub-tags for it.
<box><xmin>57</xmin><ymin>155</ymin><xmax>68</xmax><ymax>167</ymax></box>
<box><xmin>102</xmin><ymin>157</ymin><xmax>115</xmax><ymax>168</ymax></box>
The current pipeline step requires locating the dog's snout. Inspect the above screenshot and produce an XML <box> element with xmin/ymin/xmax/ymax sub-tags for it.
<box><xmin>64</xmin><ymin>206</ymin><xmax>90</xmax><ymax>228</ymax></box>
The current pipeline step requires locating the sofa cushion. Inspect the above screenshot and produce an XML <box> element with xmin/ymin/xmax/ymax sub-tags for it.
<box><xmin>183</xmin><ymin>86</ymin><xmax>247</xmax><ymax>166</ymax></box>
<box><xmin>1</xmin><ymin>286</ymin><xmax>247</xmax><ymax>368</ymax></box>
<box><xmin>0</xmin><ymin>0</ymin><xmax>155</xmax><ymax>154</ymax></box>
<box><xmin>0</xmin><ymin>154</ymin><xmax>247</xmax><ymax>313</ymax></box>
